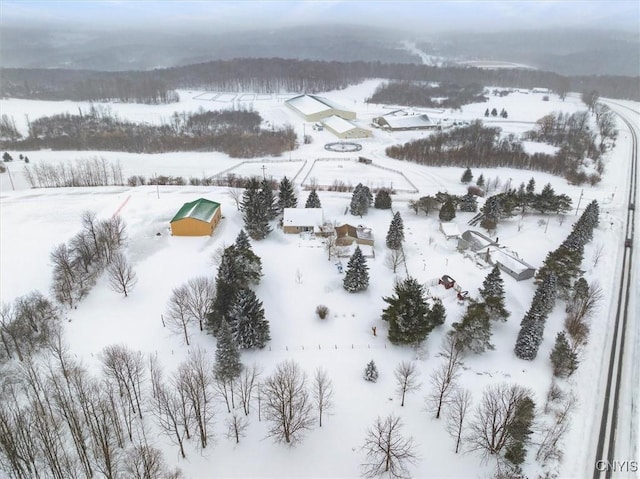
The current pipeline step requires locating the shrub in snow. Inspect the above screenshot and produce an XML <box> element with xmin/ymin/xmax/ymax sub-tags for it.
<box><xmin>316</xmin><ymin>304</ymin><xmax>329</xmax><ymax>320</ymax></box>
<box><xmin>364</xmin><ymin>360</ymin><xmax>379</xmax><ymax>382</ymax></box>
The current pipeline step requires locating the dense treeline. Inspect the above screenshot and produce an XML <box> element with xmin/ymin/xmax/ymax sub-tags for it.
<box><xmin>1</xmin><ymin>105</ymin><xmax>295</xmax><ymax>158</ymax></box>
<box><xmin>386</xmin><ymin>120</ymin><xmax>601</xmax><ymax>184</ymax></box>
<box><xmin>366</xmin><ymin>81</ymin><xmax>488</xmax><ymax>109</ymax></box>
<box><xmin>1</xmin><ymin>58</ymin><xmax>638</xmax><ymax>101</ymax></box>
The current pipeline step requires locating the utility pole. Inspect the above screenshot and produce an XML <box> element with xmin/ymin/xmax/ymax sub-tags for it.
<box><xmin>155</xmin><ymin>172</ymin><xmax>160</xmax><ymax>199</ymax></box>
<box><xmin>261</xmin><ymin>164</ymin><xmax>266</xmax><ymax>179</ymax></box>
<box><xmin>6</xmin><ymin>166</ymin><xmax>15</xmax><ymax>191</ymax></box>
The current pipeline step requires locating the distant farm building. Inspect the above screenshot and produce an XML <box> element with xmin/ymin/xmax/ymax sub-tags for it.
<box><xmin>282</xmin><ymin>208</ymin><xmax>324</xmax><ymax>234</ymax></box>
<box><xmin>373</xmin><ymin>111</ymin><xmax>439</xmax><ymax>131</ymax></box>
<box><xmin>321</xmin><ymin>116</ymin><xmax>372</xmax><ymax>139</ymax></box>
<box><xmin>335</xmin><ymin>224</ymin><xmax>374</xmax><ymax>247</ymax></box>
<box><xmin>285</xmin><ymin>94</ymin><xmax>356</xmax><ymax>122</ymax></box>
<box><xmin>170</xmin><ymin>198</ymin><xmax>221</xmax><ymax>236</ymax></box>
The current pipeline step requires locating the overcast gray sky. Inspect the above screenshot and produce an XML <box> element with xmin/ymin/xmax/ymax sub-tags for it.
<box><xmin>1</xmin><ymin>0</ymin><xmax>638</xmax><ymax>33</ymax></box>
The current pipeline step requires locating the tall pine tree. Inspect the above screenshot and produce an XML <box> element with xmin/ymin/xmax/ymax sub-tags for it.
<box><xmin>439</xmin><ymin>197</ymin><xmax>456</xmax><ymax>221</ymax></box>
<box><xmin>550</xmin><ymin>331</ymin><xmax>578</xmax><ymax>377</ymax></box>
<box><xmin>385</xmin><ymin>212</ymin><xmax>405</xmax><ymax>250</ymax></box>
<box><xmin>461</xmin><ymin>168</ymin><xmax>473</xmax><ymax>184</ymax></box>
<box><xmin>277</xmin><ymin>176</ymin><xmax>297</xmax><ymax>213</ymax></box>
<box><xmin>260</xmin><ymin>178</ymin><xmax>278</xmax><ymax>220</ymax></box>
<box><xmin>343</xmin><ymin>246</ymin><xmax>369</xmax><ymax>293</ymax></box>
<box><xmin>350</xmin><ymin>183</ymin><xmax>372</xmax><ymax>217</ymax></box>
<box><xmin>479</xmin><ymin>265</ymin><xmax>509</xmax><ymax>322</ymax></box>
<box><xmin>374</xmin><ymin>189</ymin><xmax>392</xmax><ymax>209</ymax></box>
<box><xmin>305</xmin><ymin>189</ymin><xmax>321</xmax><ymax>208</ymax></box>
<box><xmin>242</xmin><ymin>177</ymin><xmax>272</xmax><ymax>240</ymax></box>
<box><xmin>450</xmin><ymin>301</ymin><xmax>493</xmax><ymax>354</ymax></box>
<box><xmin>459</xmin><ymin>192</ymin><xmax>478</xmax><ymax>212</ymax></box>
<box><xmin>514</xmin><ymin>273</ymin><xmax>557</xmax><ymax>360</ymax></box>
<box><xmin>228</xmin><ymin>288</ymin><xmax>270</xmax><ymax>349</ymax></box>
<box><xmin>214</xmin><ymin>319</ymin><xmax>243</xmax><ymax>382</ymax></box>
<box><xmin>382</xmin><ymin>277</ymin><xmax>431</xmax><ymax>345</ymax></box>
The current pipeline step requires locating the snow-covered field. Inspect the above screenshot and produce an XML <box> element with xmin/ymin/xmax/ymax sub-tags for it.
<box><xmin>0</xmin><ymin>83</ymin><xmax>636</xmax><ymax>478</ymax></box>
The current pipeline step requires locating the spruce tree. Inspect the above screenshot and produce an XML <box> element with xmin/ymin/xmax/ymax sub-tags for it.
<box><xmin>260</xmin><ymin>178</ymin><xmax>278</xmax><ymax>220</ymax></box>
<box><xmin>479</xmin><ymin>265</ymin><xmax>509</xmax><ymax>322</ymax></box>
<box><xmin>491</xmin><ymin>108</ymin><xmax>498</xmax><ymax>117</ymax></box>
<box><xmin>533</xmin><ymin>183</ymin><xmax>556</xmax><ymax>213</ymax></box>
<box><xmin>439</xmin><ymin>197</ymin><xmax>456</xmax><ymax>221</ymax></box>
<box><xmin>550</xmin><ymin>331</ymin><xmax>578</xmax><ymax>377</ymax></box>
<box><xmin>535</xmin><ymin>245</ymin><xmax>582</xmax><ymax>300</ymax></box>
<box><xmin>514</xmin><ymin>273</ymin><xmax>557</xmax><ymax>360</ymax></box>
<box><xmin>305</xmin><ymin>189</ymin><xmax>321</xmax><ymax>208</ymax></box>
<box><xmin>428</xmin><ymin>298</ymin><xmax>446</xmax><ymax>328</ymax></box>
<box><xmin>385</xmin><ymin>212</ymin><xmax>405</xmax><ymax>250</ymax></box>
<box><xmin>461</xmin><ymin>168</ymin><xmax>473</xmax><ymax>184</ymax></box>
<box><xmin>374</xmin><ymin>189</ymin><xmax>392</xmax><ymax>209</ymax></box>
<box><xmin>476</xmin><ymin>174</ymin><xmax>485</xmax><ymax>188</ymax></box>
<box><xmin>228</xmin><ymin>288</ymin><xmax>270</xmax><ymax>349</ymax></box>
<box><xmin>214</xmin><ymin>319</ymin><xmax>243</xmax><ymax>382</ymax></box>
<box><xmin>232</xmin><ymin>236</ymin><xmax>263</xmax><ymax>287</ymax></box>
<box><xmin>277</xmin><ymin>176</ymin><xmax>297</xmax><ymax>213</ymax></box>
<box><xmin>208</xmin><ymin>249</ymin><xmax>241</xmax><ymax>334</ymax></box>
<box><xmin>484</xmin><ymin>108</ymin><xmax>490</xmax><ymax>117</ymax></box>
<box><xmin>242</xmin><ymin>177</ymin><xmax>272</xmax><ymax>240</ymax></box>
<box><xmin>459</xmin><ymin>192</ymin><xmax>478</xmax><ymax>212</ymax></box>
<box><xmin>350</xmin><ymin>183</ymin><xmax>372</xmax><ymax>217</ymax></box>
<box><xmin>235</xmin><ymin>229</ymin><xmax>252</xmax><ymax>250</ymax></box>
<box><xmin>382</xmin><ymin>277</ymin><xmax>431</xmax><ymax>345</ymax></box>
<box><xmin>480</xmin><ymin>195</ymin><xmax>501</xmax><ymax>230</ymax></box>
<box><xmin>504</xmin><ymin>396</ymin><xmax>535</xmax><ymax>466</ymax></box>
<box><xmin>364</xmin><ymin>360</ymin><xmax>379</xmax><ymax>382</ymax></box>
<box><xmin>450</xmin><ymin>301</ymin><xmax>493</xmax><ymax>354</ymax></box>
<box><xmin>343</xmin><ymin>246</ymin><xmax>369</xmax><ymax>293</ymax></box>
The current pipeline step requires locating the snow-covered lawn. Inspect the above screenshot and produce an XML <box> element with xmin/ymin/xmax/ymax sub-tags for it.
<box><xmin>0</xmin><ymin>84</ymin><xmax>635</xmax><ymax>478</ymax></box>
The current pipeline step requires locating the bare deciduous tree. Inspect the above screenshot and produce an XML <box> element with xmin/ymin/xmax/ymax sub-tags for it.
<box><xmin>361</xmin><ymin>414</ymin><xmax>417</xmax><ymax>479</ymax></box>
<box><xmin>591</xmin><ymin>243</ymin><xmax>605</xmax><ymax>267</ymax></box>
<box><xmin>150</xmin><ymin>367</ymin><xmax>189</xmax><ymax>459</ymax></box>
<box><xmin>165</xmin><ymin>285</ymin><xmax>192</xmax><ymax>345</ymax></box>
<box><xmin>467</xmin><ymin>383</ymin><xmax>533</xmax><ymax>462</ymax></box>
<box><xmin>394</xmin><ymin>361</ymin><xmax>420</xmax><ymax>407</ymax></box>
<box><xmin>225</xmin><ymin>413</ymin><xmax>249</xmax><ymax>444</ymax></box>
<box><xmin>427</xmin><ymin>335</ymin><xmax>464</xmax><ymax>418</ymax></box>
<box><xmin>122</xmin><ymin>444</ymin><xmax>168</xmax><ymax>479</ymax></box>
<box><xmin>312</xmin><ymin>367</ymin><xmax>334</xmax><ymax>427</ymax></box>
<box><xmin>536</xmin><ymin>390</ymin><xmax>576</xmax><ymax>463</ymax></box>
<box><xmin>184</xmin><ymin>277</ymin><xmax>215</xmax><ymax>332</ymax></box>
<box><xmin>238</xmin><ymin>363</ymin><xmax>262</xmax><ymax>416</ymax></box>
<box><xmin>101</xmin><ymin>344</ymin><xmax>146</xmax><ymax>419</ymax></box>
<box><xmin>228</xmin><ymin>187</ymin><xmax>243</xmax><ymax>211</ymax></box>
<box><xmin>445</xmin><ymin>388</ymin><xmax>472</xmax><ymax>453</ymax></box>
<box><xmin>106</xmin><ymin>252</ymin><xmax>137</xmax><ymax>297</ymax></box>
<box><xmin>564</xmin><ymin>280</ymin><xmax>603</xmax><ymax>352</ymax></box>
<box><xmin>262</xmin><ymin>360</ymin><xmax>314</xmax><ymax>444</ymax></box>
<box><xmin>384</xmin><ymin>248</ymin><xmax>405</xmax><ymax>274</ymax></box>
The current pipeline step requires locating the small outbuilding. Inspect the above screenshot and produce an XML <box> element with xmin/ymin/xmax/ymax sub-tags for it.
<box><xmin>480</xmin><ymin>247</ymin><xmax>536</xmax><ymax>281</ymax></box>
<box><xmin>170</xmin><ymin>198</ymin><xmax>222</xmax><ymax>236</ymax></box>
<box><xmin>335</xmin><ymin>224</ymin><xmax>374</xmax><ymax>247</ymax></box>
<box><xmin>282</xmin><ymin>208</ymin><xmax>324</xmax><ymax>234</ymax></box>
<box><xmin>439</xmin><ymin>275</ymin><xmax>456</xmax><ymax>289</ymax></box>
<box><xmin>457</xmin><ymin>230</ymin><xmax>497</xmax><ymax>252</ymax></box>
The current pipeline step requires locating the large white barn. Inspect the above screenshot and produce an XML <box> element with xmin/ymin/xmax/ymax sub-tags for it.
<box><xmin>321</xmin><ymin>115</ymin><xmax>372</xmax><ymax>139</ymax></box>
<box><xmin>285</xmin><ymin>94</ymin><xmax>356</xmax><ymax>122</ymax></box>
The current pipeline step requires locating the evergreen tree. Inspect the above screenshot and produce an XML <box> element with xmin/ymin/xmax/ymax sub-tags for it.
<box><xmin>241</xmin><ymin>177</ymin><xmax>272</xmax><ymax>240</ymax></box>
<box><xmin>491</xmin><ymin>108</ymin><xmax>498</xmax><ymax>117</ymax></box>
<box><xmin>343</xmin><ymin>246</ymin><xmax>369</xmax><ymax>293</ymax></box>
<box><xmin>277</xmin><ymin>176</ymin><xmax>297</xmax><ymax>212</ymax></box>
<box><xmin>480</xmin><ymin>195</ymin><xmax>501</xmax><ymax>230</ymax></box>
<box><xmin>533</xmin><ymin>183</ymin><xmax>557</xmax><ymax>213</ymax></box>
<box><xmin>228</xmin><ymin>288</ymin><xmax>270</xmax><ymax>349</ymax></box>
<box><xmin>484</xmin><ymin>108</ymin><xmax>490</xmax><ymax>117</ymax></box>
<box><xmin>476</xmin><ymin>174</ymin><xmax>485</xmax><ymax>188</ymax></box>
<box><xmin>214</xmin><ymin>319</ymin><xmax>243</xmax><ymax>382</ymax></box>
<box><xmin>461</xmin><ymin>168</ymin><xmax>473</xmax><ymax>184</ymax></box>
<box><xmin>459</xmin><ymin>192</ymin><xmax>478</xmax><ymax>212</ymax></box>
<box><xmin>479</xmin><ymin>265</ymin><xmax>509</xmax><ymax>322</ymax></box>
<box><xmin>450</xmin><ymin>301</ymin><xmax>493</xmax><ymax>354</ymax></box>
<box><xmin>260</xmin><ymin>178</ymin><xmax>278</xmax><ymax>220</ymax></box>
<box><xmin>550</xmin><ymin>331</ymin><xmax>578</xmax><ymax>377</ymax></box>
<box><xmin>500</xmin><ymin>109</ymin><xmax>508</xmax><ymax>119</ymax></box>
<box><xmin>382</xmin><ymin>277</ymin><xmax>431</xmax><ymax>345</ymax></box>
<box><xmin>385</xmin><ymin>212</ymin><xmax>405</xmax><ymax>250</ymax></box>
<box><xmin>374</xmin><ymin>188</ymin><xmax>392</xmax><ymax>209</ymax></box>
<box><xmin>428</xmin><ymin>298</ymin><xmax>446</xmax><ymax>328</ymax></box>
<box><xmin>305</xmin><ymin>189</ymin><xmax>321</xmax><ymax>208</ymax></box>
<box><xmin>525</xmin><ymin>177</ymin><xmax>536</xmax><ymax>209</ymax></box>
<box><xmin>234</xmin><ymin>229</ymin><xmax>252</xmax><ymax>250</ymax></box>
<box><xmin>514</xmin><ymin>273</ymin><xmax>557</xmax><ymax>360</ymax></box>
<box><xmin>439</xmin><ymin>197</ymin><xmax>456</xmax><ymax>221</ymax></box>
<box><xmin>233</xmin><ymin>235</ymin><xmax>264</xmax><ymax>287</ymax></box>
<box><xmin>350</xmin><ymin>183</ymin><xmax>372</xmax><ymax>217</ymax></box>
<box><xmin>364</xmin><ymin>360</ymin><xmax>379</xmax><ymax>382</ymax></box>
<box><xmin>535</xmin><ymin>245</ymin><xmax>582</xmax><ymax>300</ymax></box>
<box><xmin>504</xmin><ymin>396</ymin><xmax>535</xmax><ymax>466</ymax></box>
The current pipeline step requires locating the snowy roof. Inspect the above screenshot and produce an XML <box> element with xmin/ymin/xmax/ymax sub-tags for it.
<box><xmin>461</xmin><ymin>230</ymin><xmax>496</xmax><ymax>250</ymax></box>
<box><xmin>379</xmin><ymin>114</ymin><xmax>433</xmax><ymax>129</ymax></box>
<box><xmin>170</xmin><ymin>198</ymin><xmax>220</xmax><ymax>223</ymax></box>
<box><xmin>322</xmin><ymin>115</ymin><xmax>360</xmax><ymax>134</ymax></box>
<box><xmin>285</xmin><ymin>94</ymin><xmax>351</xmax><ymax>116</ymax></box>
<box><xmin>440</xmin><ymin>222</ymin><xmax>461</xmax><ymax>237</ymax></box>
<box><xmin>335</xmin><ymin>224</ymin><xmax>373</xmax><ymax>240</ymax></box>
<box><xmin>283</xmin><ymin>208</ymin><xmax>323</xmax><ymax>227</ymax></box>
<box><xmin>480</xmin><ymin>247</ymin><xmax>535</xmax><ymax>275</ymax></box>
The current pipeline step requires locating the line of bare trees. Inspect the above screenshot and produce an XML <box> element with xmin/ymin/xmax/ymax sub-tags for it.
<box><xmin>24</xmin><ymin>157</ymin><xmax>125</xmax><ymax>188</ymax></box>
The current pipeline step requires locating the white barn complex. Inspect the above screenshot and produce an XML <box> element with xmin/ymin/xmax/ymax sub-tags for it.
<box><xmin>285</xmin><ymin>94</ymin><xmax>356</xmax><ymax>122</ymax></box>
<box><xmin>321</xmin><ymin>115</ymin><xmax>372</xmax><ymax>139</ymax></box>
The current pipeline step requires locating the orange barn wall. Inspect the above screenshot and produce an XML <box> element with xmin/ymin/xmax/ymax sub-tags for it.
<box><xmin>171</xmin><ymin>208</ymin><xmax>221</xmax><ymax>236</ymax></box>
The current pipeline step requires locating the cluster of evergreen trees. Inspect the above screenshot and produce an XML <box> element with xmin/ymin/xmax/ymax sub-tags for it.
<box><xmin>514</xmin><ymin>200</ymin><xmax>599</xmax><ymax>360</ymax></box>
<box><xmin>240</xmin><ymin>176</ymin><xmax>298</xmax><ymax>240</ymax></box>
<box><xmin>382</xmin><ymin>277</ymin><xmax>446</xmax><ymax>345</ymax></box>
<box><xmin>349</xmin><ymin>183</ymin><xmax>373</xmax><ymax>217</ymax></box>
<box><xmin>0</xmin><ymin>106</ymin><xmax>296</xmax><ymax>158</ymax></box>
<box><xmin>450</xmin><ymin>265</ymin><xmax>509</xmax><ymax>354</ymax></box>
<box><xmin>207</xmin><ymin>230</ymin><xmax>270</xmax><ymax>349</ymax></box>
